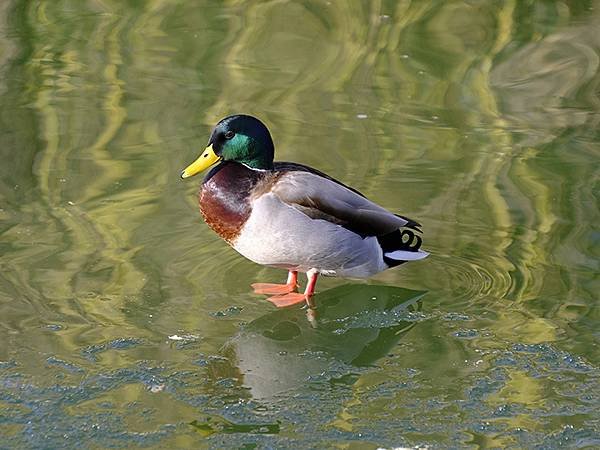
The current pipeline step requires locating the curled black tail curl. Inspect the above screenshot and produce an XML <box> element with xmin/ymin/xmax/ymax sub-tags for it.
<box><xmin>377</xmin><ymin>227</ymin><xmax>425</xmax><ymax>267</ymax></box>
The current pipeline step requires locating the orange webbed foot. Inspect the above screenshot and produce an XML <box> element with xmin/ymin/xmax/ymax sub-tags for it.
<box><xmin>252</xmin><ymin>271</ymin><xmax>298</xmax><ymax>295</ymax></box>
<box><xmin>251</xmin><ymin>282</ymin><xmax>298</xmax><ymax>295</ymax></box>
<box><xmin>266</xmin><ymin>292</ymin><xmax>311</xmax><ymax>308</ymax></box>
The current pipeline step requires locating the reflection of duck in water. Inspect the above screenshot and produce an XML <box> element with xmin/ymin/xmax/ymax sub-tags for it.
<box><xmin>181</xmin><ymin>115</ymin><xmax>428</xmax><ymax>307</ymax></box>
<box><xmin>208</xmin><ymin>284</ymin><xmax>425</xmax><ymax>400</ymax></box>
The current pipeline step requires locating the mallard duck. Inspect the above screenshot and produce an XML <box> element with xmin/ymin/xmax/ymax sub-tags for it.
<box><xmin>181</xmin><ymin>114</ymin><xmax>428</xmax><ymax>308</ymax></box>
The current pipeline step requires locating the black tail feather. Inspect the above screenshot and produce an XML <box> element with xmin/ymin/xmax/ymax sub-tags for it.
<box><xmin>395</xmin><ymin>214</ymin><xmax>422</xmax><ymax>233</ymax></box>
<box><xmin>377</xmin><ymin>228</ymin><xmax>424</xmax><ymax>267</ymax></box>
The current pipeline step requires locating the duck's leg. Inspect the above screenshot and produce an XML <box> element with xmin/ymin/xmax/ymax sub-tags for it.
<box><xmin>266</xmin><ymin>269</ymin><xmax>319</xmax><ymax>308</ymax></box>
<box><xmin>252</xmin><ymin>271</ymin><xmax>298</xmax><ymax>295</ymax></box>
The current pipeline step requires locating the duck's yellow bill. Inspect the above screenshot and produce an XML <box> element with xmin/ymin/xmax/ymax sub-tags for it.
<box><xmin>180</xmin><ymin>144</ymin><xmax>221</xmax><ymax>179</ymax></box>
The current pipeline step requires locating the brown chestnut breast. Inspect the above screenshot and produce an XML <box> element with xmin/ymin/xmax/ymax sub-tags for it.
<box><xmin>199</xmin><ymin>162</ymin><xmax>267</xmax><ymax>243</ymax></box>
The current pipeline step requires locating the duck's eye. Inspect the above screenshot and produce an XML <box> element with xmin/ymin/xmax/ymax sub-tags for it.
<box><xmin>224</xmin><ymin>131</ymin><xmax>235</xmax><ymax>140</ymax></box>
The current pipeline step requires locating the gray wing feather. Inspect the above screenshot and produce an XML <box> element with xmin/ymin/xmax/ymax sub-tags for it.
<box><xmin>271</xmin><ymin>171</ymin><xmax>408</xmax><ymax>236</ymax></box>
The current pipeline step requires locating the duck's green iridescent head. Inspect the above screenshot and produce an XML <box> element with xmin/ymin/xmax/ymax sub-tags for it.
<box><xmin>181</xmin><ymin>114</ymin><xmax>275</xmax><ymax>178</ymax></box>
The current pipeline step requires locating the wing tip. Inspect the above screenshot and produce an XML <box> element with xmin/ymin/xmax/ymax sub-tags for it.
<box><xmin>395</xmin><ymin>214</ymin><xmax>423</xmax><ymax>232</ymax></box>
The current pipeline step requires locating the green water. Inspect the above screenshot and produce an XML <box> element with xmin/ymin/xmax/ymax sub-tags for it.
<box><xmin>0</xmin><ymin>1</ymin><xmax>599</xmax><ymax>448</ymax></box>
